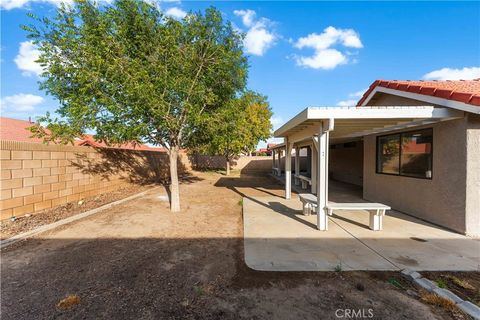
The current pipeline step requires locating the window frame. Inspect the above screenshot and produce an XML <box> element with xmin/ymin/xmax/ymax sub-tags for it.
<box><xmin>375</xmin><ymin>128</ymin><xmax>433</xmax><ymax>180</ymax></box>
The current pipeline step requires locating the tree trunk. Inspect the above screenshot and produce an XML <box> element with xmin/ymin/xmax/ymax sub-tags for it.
<box><xmin>226</xmin><ymin>156</ymin><xmax>231</xmax><ymax>176</ymax></box>
<box><xmin>169</xmin><ymin>146</ymin><xmax>181</xmax><ymax>212</ymax></box>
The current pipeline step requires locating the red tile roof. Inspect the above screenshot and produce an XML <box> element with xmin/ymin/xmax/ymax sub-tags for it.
<box><xmin>0</xmin><ymin>117</ymin><xmax>44</xmax><ymax>143</ymax></box>
<box><xmin>76</xmin><ymin>134</ymin><xmax>166</xmax><ymax>152</ymax></box>
<box><xmin>0</xmin><ymin>117</ymin><xmax>166</xmax><ymax>152</ymax></box>
<box><xmin>357</xmin><ymin>79</ymin><xmax>480</xmax><ymax>107</ymax></box>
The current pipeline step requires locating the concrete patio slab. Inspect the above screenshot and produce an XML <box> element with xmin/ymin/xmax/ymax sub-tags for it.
<box><xmin>243</xmin><ymin>195</ymin><xmax>480</xmax><ymax>271</ymax></box>
<box><xmin>330</xmin><ymin>209</ymin><xmax>480</xmax><ymax>271</ymax></box>
<box><xmin>243</xmin><ymin>196</ymin><xmax>396</xmax><ymax>271</ymax></box>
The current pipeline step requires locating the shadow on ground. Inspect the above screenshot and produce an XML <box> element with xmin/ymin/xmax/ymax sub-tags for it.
<box><xmin>0</xmin><ymin>172</ymin><xmax>474</xmax><ymax>320</ymax></box>
<box><xmin>3</xmin><ymin>237</ymin><xmax>472</xmax><ymax>320</ymax></box>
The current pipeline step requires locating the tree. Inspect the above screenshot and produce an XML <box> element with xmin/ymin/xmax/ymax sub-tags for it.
<box><xmin>25</xmin><ymin>0</ymin><xmax>248</xmax><ymax>212</ymax></box>
<box><xmin>192</xmin><ymin>91</ymin><xmax>272</xmax><ymax>175</ymax></box>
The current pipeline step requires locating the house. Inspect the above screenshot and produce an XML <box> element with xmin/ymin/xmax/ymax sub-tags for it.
<box><xmin>0</xmin><ymin>117</ymin><xmax>165</xmax><ymax>152</ymax></box>
<box><xmin>253</xmin><ymin>147</ymin><xmax>269</xmax><ymax>156</ymax></box>
<box><xmin>75</xmin><ymin>134</ymin><xmax>166</xmax><ymax>152</ymax></box>
<box><xmin>0</xmin><ymin>117</ymin><xmax>46</xmax><ymax>143</ymax></box>
<box><xmin>272</xmin><ymin>79</ymin><xmax>480</xmax><ymax>236</ymax></box>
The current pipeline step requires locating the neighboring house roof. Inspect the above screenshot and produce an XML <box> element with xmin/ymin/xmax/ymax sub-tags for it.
<box><xmin>0</xmin><ymin>117</ymin><xmax>45</xmax><ymax>143</ymax></box>
<box><xmin>357</xmin><ymin>79</ymin><xmax>480</xmax><ymax>112</ymax></box>
<box><xmin>0</xmin><ymin>117</ymin><xmax>165</xmax><ymax>152</ymax></box>
<box><xmin>267</xmin><ymin>143</ymin><xmax>277</xmax><ymax>149</ymax></box>
<box><xmin>76</xmin><ymin>134</ymin><xmax>166</xmax><ymax>152</ymax></box>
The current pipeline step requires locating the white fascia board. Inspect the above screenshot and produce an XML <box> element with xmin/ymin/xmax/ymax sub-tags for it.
<box><xmin>307</xmin><ymin>106</ymin><xmax>461</xmax><ymax>119</ymax></box>
<box><xmin>361</xmin><ymin>86</ymin><xmax>480</xmax><ymax>114</ymax></box>
<box><xmin>274</xmin><ymin>108</ymin><xmax>308</xmax><ymax>137</ymax></box>
<box><xmin>269</xmin><ymin>142</ymin><xmax>285</xmax><ymax>150</ymax></box>
<box><xmin>274</xmin><ymin>106</ymin><xmax>463</xmax><ymax>138</ymax></box>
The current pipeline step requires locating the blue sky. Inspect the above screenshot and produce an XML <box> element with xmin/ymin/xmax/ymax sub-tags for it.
<box><xmin>1</xmin><ymin>1</ymin><xmax>479</xmax><ymax>147</ymax></box>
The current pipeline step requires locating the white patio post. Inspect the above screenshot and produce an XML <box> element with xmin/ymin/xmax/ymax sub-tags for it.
<box><xmin>285</xmin><ymin>140</ymin><xmax>292</xmax><ymax>199</ymax></box>
<box><xmin>317</xmin><ymin>120</ymin><xmax>330</xmax><ymax>231</ymax></box>
<box><xmin>311</xmin><ymin>144</ymin><xmax>317</xmax><ymax>194</ymax></box>
<box><xmin>271</xmin><ymin>149</ymin><xmax>275</xmax><ymax>174</ymax></box>
<box><xmin>294</xmin><ymin>146</ymin><xmax>300</xmax><ymax>185</ymax></box>
<box><xmin>277</xmin><ymin>149</ymin><xmax>282</xmax><ymax>176</ymax></box>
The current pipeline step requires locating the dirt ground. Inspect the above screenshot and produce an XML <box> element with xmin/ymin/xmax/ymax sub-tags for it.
<box><xmin>0</xmin><ymin>184</ymin><xmax>151</xmax><ymax>240</ymax></box>
<box><xmin>0</xmin><ymin>171</ymin><xmax>472</xmax><ymax>319</ymax></box>
<box><xmin>422</xmin><ymin>271</ymin><xmax>480</xmax><ymax>306</ymax></box>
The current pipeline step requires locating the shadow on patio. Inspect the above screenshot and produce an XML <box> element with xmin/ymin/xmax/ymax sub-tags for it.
<box><xmin>214</xmin><ymin>174</ymin><xmax>480</xmax><ymax>272</ymax></box>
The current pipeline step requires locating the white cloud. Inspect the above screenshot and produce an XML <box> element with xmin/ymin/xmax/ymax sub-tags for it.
<box><xmin>336</xmin><ymin>88</ymin><xmax>367</xmax><ymax>106</ymax></box>
<box><xmin>294</xmin><ymin>26</ymin><xmax>363</xmax><ymax>70</ymax></box>
<box><xmin>270</xmin><ymin>115</ymin><xmax>284</xmax><ymax>129</ymax></box>
<box><xmin>234</xmin><ymin>9</ymin><xmax>276</xmax><ymax>56</ymax></box>
<box><xmin>165</xmin><ymin>7</ymin><xmax>186</xmax><ymax>19</ymax></box>
<box><xmin>336</xmin><ymin>99</ymin><xmax>357</xmax><ymax>107</ymax></box>
<box><xmin>1</xmin><ymin>94</ymin><xmax>44</xmax><ymax>112</ymax></box>
<box><xmin>233</xmin><ymin>9</ymin><xmax>256</xmax><ymax>28</ymax></box>
<box><xmin>296</xmin><ymin>48</ymin><xmax>347</xmax><ymax>70</ymax></box>
<box><xmin>243</xmin><ymin>24</ymin><xmax>275</xmax><ymax>56</ymax></box>
<box><xmin>14</xmin><ymin>41</ymin><xmax>43</xmax><ymax>76</ymax></box>
<box><xmin>423</xmin><ymin>67</ymin><xmax>480</xmax><ymax>80</ymax></box>
<box><xmin>1</xmin><ymin>0</ymin><xmax>73</xmax><ymax>10</ymax></box>
<box><xmin>349</xmin><ymin>89</ymin><xmax>367</xmax><ymax>98</ymax></box>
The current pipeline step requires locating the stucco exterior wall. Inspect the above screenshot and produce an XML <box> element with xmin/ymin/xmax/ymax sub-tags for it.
<box><xmin>329</xmin><ymin>141</ymin><xmax>363</xmax><ymax>186</ymax></box>
<box><xmin>367</xmin><ymin>92</ymin><xmax>443</xmax><ymax>107</ymax></box>
<box><xmin>363</xmin><ymin>118</ymin><xmax>468</xmax><ymax>234</ymax></box>
<box><xmin>465</xmin><ymin>113</ymin><xmax>480</xmax><ymax>236</ymax></box>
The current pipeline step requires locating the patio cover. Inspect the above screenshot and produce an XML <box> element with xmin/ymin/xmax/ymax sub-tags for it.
<box><xmin>273</xmin><ymin>106</ymin><xmax>464</xmax><ymax>230</ymax></box>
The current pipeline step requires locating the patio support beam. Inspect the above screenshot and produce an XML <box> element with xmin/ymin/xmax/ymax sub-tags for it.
<box><xmin>294</xmin><ymin>146</ymin><xmax>300</xmax><ymax>185</ymax></box>
<box><xmin>285</xmin><ymin>139</ymin><xmax>293</xmax><ymax>199</ymax></box>
<box><xmin>311</xmin><ymin>143</ymin><xmax>317</xmax><ymax>194</ymax></box>
<box><xmin>272</xmin><ymin>149</ymin><xmax>275</xmax><ymax>171</ymax></box>
<box><xmin>317</xmin><ymin>120</ymin><xmax>331</xmax><ymax>231</ymax></box>
<box><xmin>278</xmin><ymin>149</ymin><xmax>282</xmax><ymax>175</ymax></box>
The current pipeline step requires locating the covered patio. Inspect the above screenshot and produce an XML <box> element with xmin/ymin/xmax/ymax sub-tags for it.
<box><xmin>271</xmin><ymin>106</ymin><xmax>464</xmax><ymax>231</ymax></box>
<box><xmin>243</xmin><ymin>180</ymin><xmax>480</xmax><ymax>271</ymax></box>
<box><xmin>244</xmin><ymin>105</ymin><xmax>480</xmax><ymax>271</ymax></box>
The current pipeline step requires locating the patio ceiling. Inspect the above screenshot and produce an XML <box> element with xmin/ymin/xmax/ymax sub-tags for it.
<box><xmin>274</xmin><ymin>106</ymin><xmax>464</xmax><ymax>143</ymax></box>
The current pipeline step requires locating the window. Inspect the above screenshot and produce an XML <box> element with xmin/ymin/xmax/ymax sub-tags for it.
<box><xmin>377</xmin><ymin>134</ymin><xmax>400</xmax><ymax>174</ymax></box>
<box><xmin>376</xmin><ymin>129</ymin><xmax>433</xmax><ymax>179</ymax></box>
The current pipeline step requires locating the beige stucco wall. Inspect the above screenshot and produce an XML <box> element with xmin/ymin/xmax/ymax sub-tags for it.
<box><xmin>362</xmin><ymin>92</ymin><xmax>474</xmax><ymax>235</ymax></box>
<box><xmin>367</xmin><ymin>92</ymin><xmax>443</xmax><ymax>107</ymax></box>
<box><xmin>329</xmin><ymin>141</ymin><xmax>363</xmax><ymax>186</ymax></box>
<box><xmin>363</xmin><ymin>118</ymin><xmax>468</xmax><ymax>233</ymax></box>
<box><xmin>465</xmin><ymin>113</ymin><xmax>480</xmax><ymax>236</ymax></box>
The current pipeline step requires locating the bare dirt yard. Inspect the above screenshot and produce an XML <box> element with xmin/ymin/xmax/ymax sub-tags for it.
<box><xmin>0</xmin><ymin>184</ymin><xmax>151</xmax><ymax>240</ymax></box>
<box><xmin>0</xmin><ymin>172</ymin><xmax>471</xmax><ymax>319</ymax></box>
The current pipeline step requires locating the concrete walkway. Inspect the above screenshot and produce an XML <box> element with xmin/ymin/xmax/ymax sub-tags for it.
<box><xmin>243</xmin><ymin>195</ymin><xmax>480</xmax><ymax>271</ymax></box>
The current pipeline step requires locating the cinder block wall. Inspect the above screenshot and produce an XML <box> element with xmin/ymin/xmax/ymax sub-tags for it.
<box><xmin>0</xmin><ymin>141</ymin><xmax>181</xmax><ymax>220</ymax></box>
<box><xmin>188</xmin><ymin>154</ymin><xmax>273</xmax><ymax>173</ymax></box>
<box><xmin>0</xmin><ymin>141</ymin><xmax>272</xmax><ymax>220</ymax></box>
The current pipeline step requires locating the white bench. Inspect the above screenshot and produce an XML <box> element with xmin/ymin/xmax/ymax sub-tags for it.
<box><xmin>298</xmin><ymin>193</ymin><xmax>317</xmax><ymax>215</ymax></box>
<box><xmin>295</xmin><ymin>175</ymin><xmax>311</xmax><ymax>190</ymax></box>
<box><xmin>327</xmin><ymin>202</ymin><xmax>390</xmax><ymax>231</ymax></box>
<box><xmin>298</xmin><ymin>193</ymin><xmax>390</xmax><ymax>231</ymax></box>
